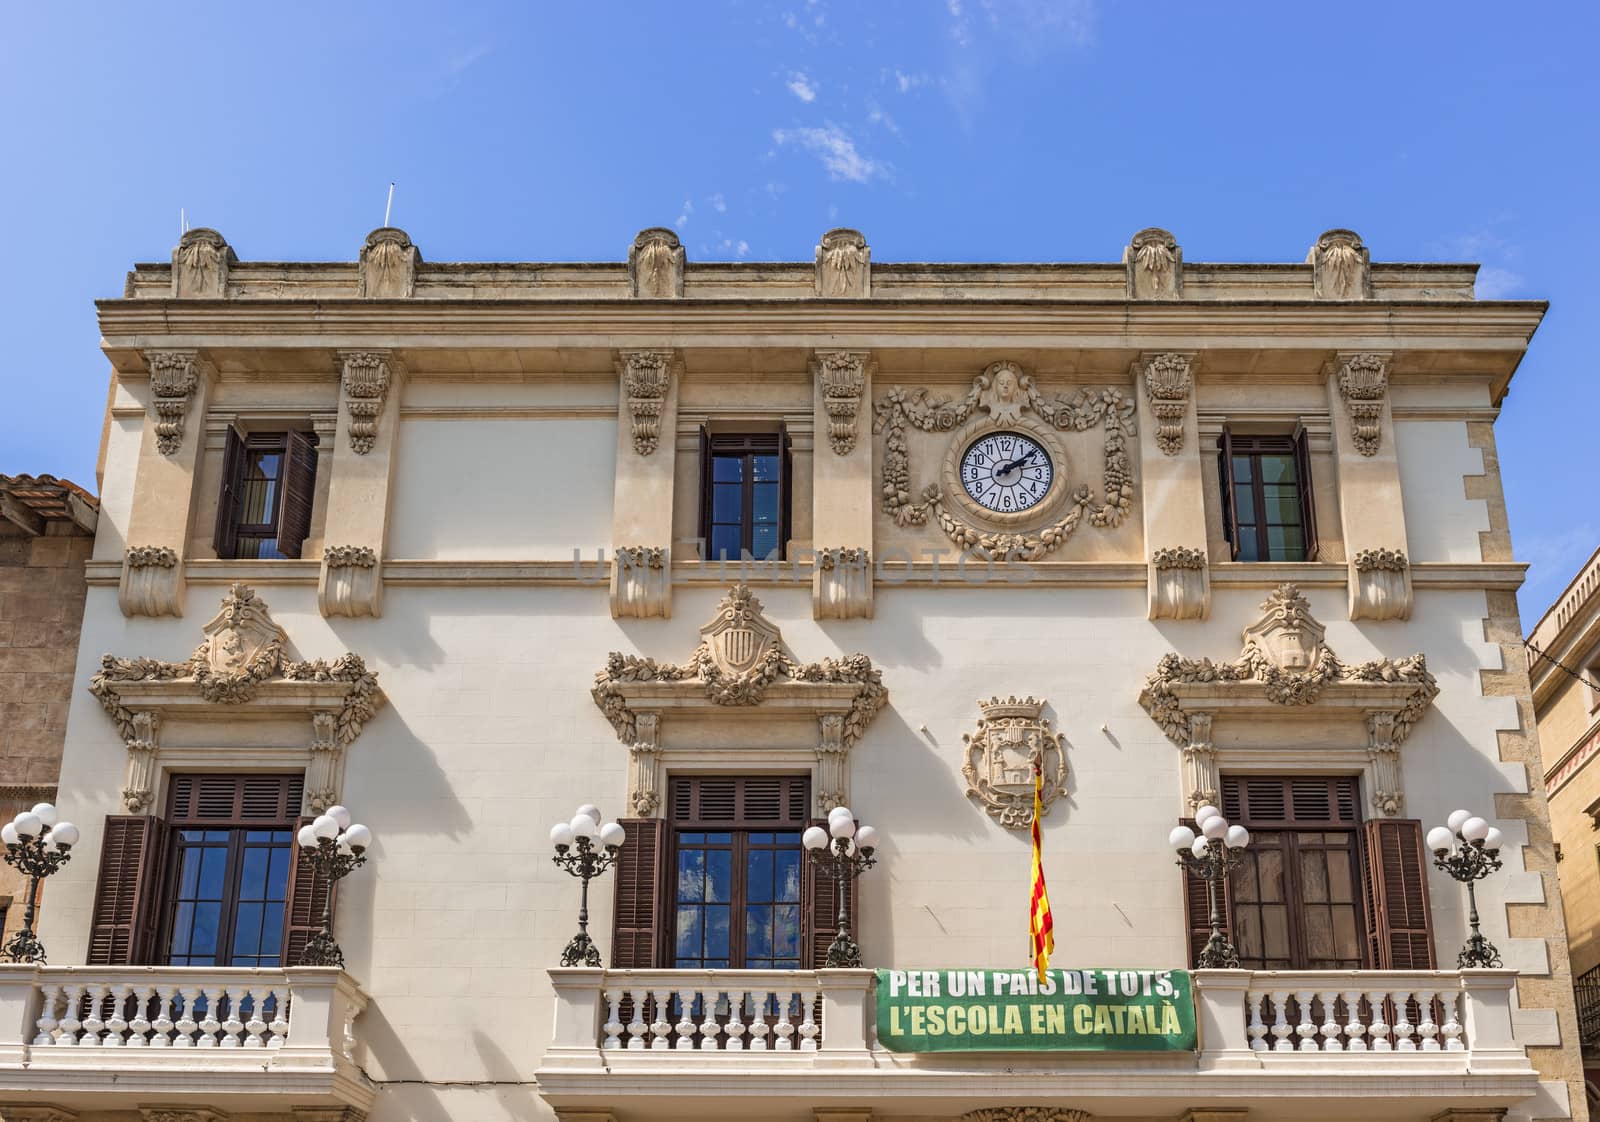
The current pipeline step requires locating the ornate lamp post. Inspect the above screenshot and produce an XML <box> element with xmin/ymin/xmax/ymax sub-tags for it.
<box><xmin>294</xmin><ymin>805</ymin><xmax>373</xmax><ymax>968</ymax></box>
<box><xmin>1</xmin><ymin>803</ymin><xmax>79</xmax><ymax>963</ymax></box>
<box><xmin>1169</xmin><ymin>804</ymin><xmax>1250</xmax><ymax>969</ymax></box>
<box><xmin>801</xmin><ymin>805</ymin><xmax>881</xmax><ymax>968</ymax></box>
<box><xmin>550</xmin><ymin>804</ymin><xmax>625</xmax><ymax>967</ymax></box>
<box><xmin>1427</xmin><ymin>809</ymin><xmax>1506</xmax><ymax>968</ymax></box>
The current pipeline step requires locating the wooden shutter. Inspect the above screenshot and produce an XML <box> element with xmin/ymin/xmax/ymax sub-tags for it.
<box><xmin>1219</xmin><ymin>429</ymin><xmax>1241</xmax><ymax>560</ymax></box>
<box><xmin>282</xmin><ymin>815</ymin><xmax>336</xmax><ymax>967</ymax></box>
<box><xmin>611</xmin><ymin>817</ymin><xmax>667</xmax><ymax>968</ymax></box>
<box><xmin>1363</xmin><ymin>819</ymin><xmax>1436</xmax><ymax>970</ymax></box>
<box><xmin>1293</xmin><ymin>425</ymin><xmax>1319</xmax><ymax>561</ymax></box>
<box><xmin>805</xmin><ymin>817</ymin><xmax>857</xmax><ymax>969</ymax></box>
<box><xmin>697</xmin><ymin>425</ymin><xmax>712</xmax><ymax>560</ymax></box>
<box><xmin>779</xmin><ymin>423</ymin><xmax>793</xmax><ymax>561</ymax></box>
<box><xmin>87</xmin><ymin>815</ymin><xmax>171</xmax><ymax>965</ymax></box>
<box><xmin>212</xmin><ymin>424</ymin><xmax>246</xmax><ymax>559</ymax></box>
<box><xmin>275</xmin><ymin>429</ymin><xmax>318</xmax><ymax>560</ymax></box>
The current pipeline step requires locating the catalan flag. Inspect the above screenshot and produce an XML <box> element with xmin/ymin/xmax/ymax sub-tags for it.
<box><xmin>1030</xmin><ymin>761</ymin><xmax>1054</xmax><ymax>983</ymax></box>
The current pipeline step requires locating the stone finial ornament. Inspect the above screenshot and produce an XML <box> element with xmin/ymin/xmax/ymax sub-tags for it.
<box><xmin>338</xmin><ymin>351</ymin><xmax>395</xmax><ymax>455</ymax></box>
<box><xmin>171</xmin><ymin>228</ymin><xmax>236</xmax><ymax>298</ymax></box>
<box><xmin>961</xmin><ymin>696</ymin><xmax>1068</xmax><ymax>830</ymax></box>
<box><xmin>1308</xmin><ymin>228</ymin><xmax>1370</xmax><ymax>300</ymax></box>
<box><xmin>629</xmin><ymin>227</ymin><xmax>685</xmax><ymax>298</ymax></box>
<box><xmin>816</xmin><ymin>227</ymin><xmax>870</xmax><ymax>297</ymax></box>
<box><xmin>814</xmin><ymin>350</ymin><xmax>870</xmax><ymax>455</ymax></box>
<box><xmin>1335</xmin><ymin>352</ymin><xmax>1390</xmax><ymax>456</ymax></box>
<box><xmin>1124</xmin><ymin>227</ymin><xmax>1182</xmax><ymax>300</ymax></box>
<box><xmin>358</xmin><ymin>227</ymin><xmax>420</xmax><ymax>298</ymax></box>
<box><xmin>1140</xmin><ymin>352</ymin><xmax>1194</xmax><ymax>455</ymax></box>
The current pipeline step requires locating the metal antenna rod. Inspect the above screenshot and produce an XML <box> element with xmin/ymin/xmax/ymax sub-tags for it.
<box><xmin>384</xmin><ymin>182</ymin><xmax>395</xmax><ymax>227</ymax></box>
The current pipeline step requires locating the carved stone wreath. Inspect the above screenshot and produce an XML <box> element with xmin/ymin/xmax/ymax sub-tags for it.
<box><xmin>873</xmin><ymin>361</ymin><xmax>1136</xmax><ymax>560</ymax></box>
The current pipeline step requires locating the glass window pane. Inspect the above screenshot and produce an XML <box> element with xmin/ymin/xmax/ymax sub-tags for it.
<box><xmin>675</xmin><ymin>908</ymin><xmax>702</xmax><ymax>958</ymax></box>
<box><xmin>773</xmin><ymin>905</ymin><xmax>801</xmax><ymax>958</ymax></box>
<box><xmin>1236</xmin><ymin>534</ymin><xmax>1260</xmax><ymax>562</ymax></box>
<box><xmin>1256</xmin><ymin>848</ymin><xmax>1284</xmax><ymax>903</ymax></box>
<box><xmin>1231</xmin><ymin>455</ymin><xmax>1253</xmax><ymax>482</ymax></box>
<box><xmin>261</xmin><ymin>904</ymin><xmax>284</xmax><ymax>959</ymax></box>
<box><xmin>1263</xmin><ymin>486</ymin><xmax>1303</xmax><ymax>526</ymax></box>
<box><xmin>705</xmin><ymin>906</ymin><xmax>730</xmax><ymax>958</ymax></box>
<box><xmin>752</xmin><ymin>454</ymin><xmax>780</xmax><ymax>482</ymax></box>
<box><xmin>748</xmin><ymin>848</ymin><xmax>774</xmax><ymax>903</ymax></box>
<box><xmin>178</xmin><ymin>849</ymin><xmax>203</xmax><ymax>897</ymax></box>
<box><xmin>1232</xmin><ymin>485</ymin><xmax>1256</xmax><ymax>525</ymax></box>
<box><xmin>171</xmin><ymin>902</ymin><xmax>195</xmax><ymax>956</ymax></box>
<box><xmin>191</xmin><ymin>902</ymin><xmax>222</xmax><ymax>960</ymax></box>
<box><xmin>1266</xmin><ymin>525</ymin><xmax>1305</xmax><ymax>561</ymax></box>
<box><xmin>677</xmin><ymin>850</ymin><xmax>705</xmax><ymax>903</ymax></box>
<box><xmin>198</xmin><ymin>849</ymin><xmax>228</xmax><ymax>899</ymax></box>
<box><xmin>240</xmin><ymin>847</ymin><xmax>269</xmax><ymax>899</ymax></box>
<box><xmin>1327</xmin><ymin>851</ymin><xmax>1354</xmax><ymax>903</ymax></box>
<box><xmin>710</xmin><ymin>526</ymin><xmax>741</xmax><ymax>560</ymax></box>
<box><xmin>1259</xmin><ymin>453</ymin><xmax>1297</xmax><ymax>484</ymax></box>
<box><xmin>1304</xmin><ymin>907</ymin><xmax>1334</xmax><ymax>960</ymax></box>
<box><xmin>707</xmin><ymin>832</ymin><xmax>732</xmax><ymax>844</ymax></box>
<box><xmin>706</xmin><ymin>850</ymin><xmax>732</xmax><ymax>904</ymax></box>
<box><xmin>1262</xmin><ymin>905</ymin><xmax>1291</xmax><ymax>959</ymax></box>
<box><xmin>776</xmin><ymin>851</ymin><xmax>801</xmax><ymax>903</ymax></box>
<box><xmin>752</xmin><ymin>483</ymin><xmax>779</xmax><ymax>524</ymax></box>
<box><xmin>1234</xmin><ymin>906</ymin><xmax>1262</xmax><ymax>960</ymax></box>
<box><xmin>1300</xmin><ymin>851</ymin><xmax>1330</xmax><ymax>903</ymax></box>
<box><xmin>751</xmin><ymin>523</ymin><xmax>778</xmax><ymax>559</ymax></box>
<box><xmin>713</xmin><ymin>483</ymin><xmax>743</xmax><ymax>523</ymax></box>
<box><xmin>233</xmin><ymin>903</ymin><xmax>264</xmax><ymax>957</ymax></box>
<box><xmin>1332</xmin><ymin>907</ymin><xmax>1359</xmax><ymax>959</ymax></box>
<box><xmin>713</xmin><ymin>455</ymin><xmax>743</xmax><ymax>483</ymax></box>
<box><xmin>746</xmin><ymin>906</ymin><xmax>772</xmax><ymax>959</ymax></box>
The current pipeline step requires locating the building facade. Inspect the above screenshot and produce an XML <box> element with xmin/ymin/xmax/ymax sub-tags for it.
<box><xmin>0</xmin><ymin>224</ymin><xmax>1582</xmax><ymax>1122</ymax></box>
<box><xmin>1530</xmin><ymin>546</ymin><xmax>1600</xmax><ymax>1092</ymax></box>
<box><xmin>0</xmin><ymin>474</ymin><xmax>97</xmax><ymax>952</ymax></box>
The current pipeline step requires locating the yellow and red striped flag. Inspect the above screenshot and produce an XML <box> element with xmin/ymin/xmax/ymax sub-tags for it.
<box><xmin>1030</xmin><ymin>761</ymin><xmax>1054</xmax><ymax>983</ymax></box>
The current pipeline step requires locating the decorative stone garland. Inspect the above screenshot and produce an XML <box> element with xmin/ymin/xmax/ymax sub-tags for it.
<box><xmin>1353</xmin><ymin>547</ymin><xmax>1408</xmax><ymax>572</ymax></box>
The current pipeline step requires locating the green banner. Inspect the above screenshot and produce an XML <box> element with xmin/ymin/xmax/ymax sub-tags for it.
<box><xmin>874</xmin><ymin>968</ymin><xmax>1196</xmax><ymax>1052</ymax></box>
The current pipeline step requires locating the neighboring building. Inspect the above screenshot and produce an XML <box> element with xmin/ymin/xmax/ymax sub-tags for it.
<box><xmin>0</xmin><ymin>224</ymin><xmax>1583</xmax><ymax>1122</ymax></box>
<box><xmin>1531</xmin><ymin>547</ymin><xmax>1600</xmax><ymax>1089</ymax></box>
<box><xmin>0</xmin><ymin>473</ymin><xmax>97</xmax><ymax>949</ymax></box>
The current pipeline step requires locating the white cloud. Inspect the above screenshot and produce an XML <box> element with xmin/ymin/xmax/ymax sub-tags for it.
<box><xmin>675</xmin><ymin>199</ymin><xmax>693</xmax><ymax>230</ymax></box>
<box><xmin>787</xmin><ymin>71</ymin><xmax>817</xmax><ymax>102</ymax></box>
<box><xmin>1475</xmin><ymin>266</ymin><xmax>1524</xmax><ymax>299</ymax></box>
<box><xmin>867</xmin><ymin>103</ymin><xmax>900</xmax><ymax>135</ymax></box>
<box><xmin>772</xmin><ymin>124</ymin><xmax>886</xmax><ymax>184</ymax></box>
<box><xmin>711</xmin><ymin>193</ymin><xmax>727</xmax><ymax>213</ymax></box>
<box><xmin>893</xmin><ymin>69</ymin><xmax>929</xmax><ymax>93</ymax></box>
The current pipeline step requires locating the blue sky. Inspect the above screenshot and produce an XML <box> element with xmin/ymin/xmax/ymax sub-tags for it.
<box><xmin>3</xmin><ymin>1</ymin><xmax>1597</xmax><ymax>618</ymax></box>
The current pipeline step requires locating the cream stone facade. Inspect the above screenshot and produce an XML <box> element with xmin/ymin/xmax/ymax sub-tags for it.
<box><xmin>0</xmin><ymin>225</ymin><xmax>1581</xmax><ymax>1122</ymax></box>
<box><xmin>1530</xmin><ymin>546</ymin><xmax>1600</xmax><ymax>1091</ymax></box>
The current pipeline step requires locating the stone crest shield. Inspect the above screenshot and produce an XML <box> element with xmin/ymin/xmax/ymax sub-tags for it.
<box><xmin>698</xmin><ymin>585</ymin><xmax>781</xmax><ymax>676</ymax></box>
<box><xmin>962</xmin><ymin>696</ymin><xmax>1068</xmax><ymax>829</ymax></box>
<box><xmin>200</xmin><ymin>583</ymin><xmax>286</xmax><ymax>675</ymax></box>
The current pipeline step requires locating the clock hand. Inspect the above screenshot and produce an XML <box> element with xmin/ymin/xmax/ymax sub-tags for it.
<box><xmin>996</xmin><ymin>449</ymin><xmax>1038</xmax><ymax>475</ymax></box>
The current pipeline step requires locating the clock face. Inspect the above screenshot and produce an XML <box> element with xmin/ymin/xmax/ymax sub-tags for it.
<box><xmin>960</xmin><ymin>432</ymin><xmax>1054</xmax><ymax>514</ymax></box>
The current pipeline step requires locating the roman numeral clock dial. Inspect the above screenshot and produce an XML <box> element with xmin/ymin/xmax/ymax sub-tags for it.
<box><xmin>960</xmin><ymin>432</ymin><xmax>1054</xmax><ymax>514</ymax></box>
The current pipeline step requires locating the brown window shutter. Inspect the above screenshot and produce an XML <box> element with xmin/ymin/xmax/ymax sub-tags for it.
<box><xmin>1293</xmin><ymin>425</ymin><xmax>1319</xmax><ymax>561</ymax></box>
<box><xmin>282</xmin><ymin>815</ymin><xmax>337</xmax><ymax>967</ymax></box>
<box><xmin>1218</xmin><ymin>429</ymin><xmax>1241</xmax><ymax>560</ymax></box>
<box><xmin>779</xmin><ymin>423</ymin><xmax>793</xmax><ymax>561</ymax></box>
<box><xmin>1363</xmin><ymin>818</ymin><xmax>1436</xmax><ymax>970</ymax></box>
<box><xmin>212</xmin><ymin>424</ymin><xmax>246</xmax><ymax>559</ymax></box>
<box><xmin>611</xmin><ymin>817</ymin><xmax>666</xmax><ymax>968</ymax></box>
<box><xmin>697</xmin><ymin>425</ymin><xmax>712</xmax><ymax>560</ymax></box>
<box><xmin>275</xmin><ymin>430</ymin><xmax>318</xmax><ymax>560</ymax></box>
<box><xmin>87</xmin><ymin>815</ymin><xmax>171</xmax><ymax>965</ymax></box>
<box><xmin>804</xmin><ymin>818</ymin><xmax>857</xmax><ymax>969</ymax></box>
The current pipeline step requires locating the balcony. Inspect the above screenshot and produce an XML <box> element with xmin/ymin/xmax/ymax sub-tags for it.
<box><xmin>537</xmin><ymin>967</ymin><xmax>1541</xmax><ymax>1121</ymax></box>
<box><xmin>0</xmin><ymin>965</ymin><xmax>371</xmax><ymax>1115</ymax></box>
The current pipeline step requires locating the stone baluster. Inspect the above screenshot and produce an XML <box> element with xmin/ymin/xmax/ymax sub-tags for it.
<box><xmin>1268</xmin><ymin>991</ymin><xmax>1294</xmax><ymax>1051</ymax></box>
<box><xmin>749</xmin><ymin>990</ymin><xmax>772</xmax><ymax>1050</ymax></box>
<box><xmin>1440</xmin><ymin>990</ymin><xmax>1465</xmax><ymax>1052</ymax></box>
<box><xmin>1246</xmin><ymin>990</ymin><xmax>1269</xmax><ymax>1051</ymax></box>
<box><xmin>174</xmin><ymin>985</ymin><xmax>201</xmax><ymax>1047</ymax></box>
<box><xmin>626</xmin><ymin>989</ymin><xmax>648</xmax><ymax>1050</ymax></box>
<box><xmin>151</xmin><ymin>986</ymin><xmax>178</xmax><ymax>1047</ymax></box>
<box><xmin>32</xmin><ymin>982</ymin><xmax>61</xmax><ymax>1045</ymax></box>
<box><xmin>220</xmin><ymin>986</ymin><xmax>244</xmax><ymax>1047</ymax></box>
<box><xmin>1416</xmin><ymin>990</ymin><xmax>1441</xmax><ymax>1051</ymax></box>
<box><xmin>244</xmin><ymin>989</ymin><xmax>269</xmax><ymax>1048</ymax></box>
<box><xmin>674</xmin><ymin>986</ymin><xmax>698</xmax><ymax>1050</ymax></box>
<box><xmin>269</xmin><ymin>989</ymin><xmax>290</xmax><ymax>1046</ymax></box>
<box><xmin>1317</xmin><ymin>991</ymin><xmax>1342</xmax><ymax>1051</ymax></box>
<box><xmin>602</xmin><ymin>991</ymin><xmax>624</xmax><ymax>1050</ymax></box>
<box><xmin>648</xmin><ymin>988</ymin><xmax>673</xmax><ymax>1050</ymax></box>
<box><xmin>724</xmin><ymin>991</ymin><xmax>748</xmax><ymax>1051</ymax></box>
<box><xmin>700</xmin><ymin>991</ymin><xmax>726</xmax><ymax>1050</ymax></box>
<box><xmin>774</xmin><ymin>990</ymin><xmax>797</xmax><ymax>1051</ymax></box>
<box><xmin>127</xmin><ymin>984</ymin><xmax>155</xmax><ymax>1046</ymax></box>
<box><xmin>103</xmin><ymin>982</ymin><xmax>131</xmax><ymax>1046</ymax></box>
<box><xmin>80</xmin><ymin>983</ymin><xmax>109</xmax><ymax>1046</ymax></box>
<box><xmin>1393</xmin><ymin>991</ymin><xmax>1417</xmax><ymax>1052</ymax></box>
<box><xmin>1367</xmin><ymin>989</ymin><xmax>1392</xmax><ymax>1051</ymax></box>
<box><xmin>1340</xmin><ymin>990</ymin><xmax>1367</xmax><ymax>1051</ymax></box>
<box><xmin>1293</xmin><ymin>990</ymin><xmax>1318</xmax><ymax>1051</ymax></box>
<box><xmin>56</xmin><ymin>982</ymin><xmax>85</xmax><ymax>1045</ymax></box>
<box><xmin>799</xmin><ymin>985</ymin><xmax>820</xmax><ymax>1051</ymax></box>
<box><xmin>197</xmin><ymin>986</ymin><xmax>222</xmax><ymax>1047</ymax></box>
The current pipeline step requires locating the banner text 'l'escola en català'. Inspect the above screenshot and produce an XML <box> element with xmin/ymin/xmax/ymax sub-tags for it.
<box><xmin>874</xmin><ymin>968</ymin><xmax>1196</xmax><ymax>1052</ymax></box>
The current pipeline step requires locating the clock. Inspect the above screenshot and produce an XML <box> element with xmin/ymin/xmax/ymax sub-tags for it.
<box><xmin>959</xmin><ymin>431</ymin><xmax>1054</xmax><ymax>514</ymax></box>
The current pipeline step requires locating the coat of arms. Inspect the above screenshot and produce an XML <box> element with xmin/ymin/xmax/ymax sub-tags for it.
<box><xmin>698</xmin><ymin>584</ymin><xmax>781</xmax><ymax>675</ymax></box>
<box><xmin>962</xmin><ymin>696</ymin><xmax>1067</xmax><ymax>829</ymax></box>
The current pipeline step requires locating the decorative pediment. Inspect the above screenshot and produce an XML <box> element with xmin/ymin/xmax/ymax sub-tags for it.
<box><xmin>592</xmin><ymin>585</ymin><xmax>888</xmax><ymax>817</ymax></box>
<box><xmin>1138</xmin><ymin>584</ymin><xmax>1438</xmax><ymax>816</ymax></box>
<box><xmin>89</xmin><ymin>584</ymin><xmax>385</xmax><ymax>814</ymax></box>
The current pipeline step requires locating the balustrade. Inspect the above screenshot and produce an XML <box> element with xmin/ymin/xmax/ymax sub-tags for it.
<box><xmin>32</xmin><ymin>974</ymin><xmax>291</xmax><ymax>1048</ymax></box>
<box><xmin>599</xmin><ymin>971</ymin><xmax>822</xmax><ymax>1051</ymax></box>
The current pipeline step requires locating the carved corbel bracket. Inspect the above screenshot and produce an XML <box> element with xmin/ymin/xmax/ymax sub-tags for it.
<box><xmin>171</xmin><ymin>228</ymin><xmax>236</xmax><ymax>299</ymax></box>
<box><xmin>1349</xmin><ymin>547</ymin><xmax>1411</xmax><ymax>621</ymax></box>
<box><xmin>306</xmin><ymin>710</ymin><xmax>342</xmax><ymax>813</ymax></box>
<box><xmin>1367</xmin><ymin>710</ymin><xmax>1404</xmax><ymax>817</ymax></box>
<box><xmin>816</xmin><ymin>228</ymin><xmax>870</xmax><ymax>297</ymax></box>
<box><xmin>121</xmin><ymin>711</ymin><xmax>161</xmax><ymax>814</ymax></box>
<box><xmin>618</xmin><ymin>350</ymin><xmax>678</xmax><ymax>455</ymax></box>
<box><xmin>358</xmin><ymin>227</ymin><xmax>420</xmax><ymax>298</ymax></box>
<box><xmin>120</xmin><ymin>545</ymin><xmax>184</xmax><ymax>619</ymax></box>
<box><xmin>1124</xmin><ymin>227</ymin><xmax>1182</xmax><ymax>300</ymax></box>
<box><xmin>1148</xmin><ymin>546</ymin><xmax>1209</xmax><ymax>621</ymax></box>
<box><xmin>814</xmin><ymin>350</ymin><xmax>872</xmax><ymax>455</ymax></box>
<box><xmin>813</xmin><ymin>548</ymin><xmax>873</xmax><ymax>620</ymax></box>
<box><xmin>1334</xmin><ymin>351</ymin><xmax>1390</xmax><ymax>457</ymax></box>
<box><xmin>817</xmin><ymin>713</ymin><xmax>849</xmax><ymax>813</ymax></box>
<box><xmin>627</xmin><ymin>712</ymin><xmax>663</xmax><ymax>817</ymax></box>
<box><xmin>1308</xmin><ymin>228</ymin><xmax>1371</xmax><ymax>300</ymax></box>
<box><xmin>338</xmin><ymin>351</ymin><xmax>401</xmax><ymax>455</ymax></box>
<box><xmin>319</xmin><ymin>545</ymin><xmax>382</xmax><ymax>619</ymax></box>
<box><xmin>610</xmin><ymin>546</ymin><xmax>671</xmax><ymax>619</ymax></box>
<box><xmin>628</xmin><ymin>227</ymin><xmax>685</xmax><ymax>298</ymax></box>
<box><xmin>143</xmin><ymin>350</ymin><xmax>212</xmax><ymax>457</ymax></box>
<box><xmin>1180</xmin><ymin>712</ymin><xmax>1218</xmax><ymax>811</ymax></box>
<box><xmin>1139</xmin><ymin>352</ymin><xmax>1195</xmax><ymax>456</ymax></box>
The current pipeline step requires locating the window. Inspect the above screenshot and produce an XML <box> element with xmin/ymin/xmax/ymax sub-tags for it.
<box><xmin>161</xmin><ymin>774</ymin><xmax>302</xmax><ymax>968</ymax></box>
<box><xmin>669</xmin><ymin>776</ymin><xmax>807</xmax><ymax>970</ymax></box>
<box><xmin>214</xmin><ymin>428</ymin><xmax>318</xmax><ymax>560</ymax></box>
<box><xmin>699</xmin><ymin>431</ymin><xmax>791</xmax><ymax>562</ymax></box>
<box><xmin>1219</xmin><ymin>430</ymin><xmax>1317</xmax><ymax>562</ymax></box>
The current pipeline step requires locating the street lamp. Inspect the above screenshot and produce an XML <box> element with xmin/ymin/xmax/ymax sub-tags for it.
<box><xmin>294</xmin><ymin>805</ymin><xmax>373</xmax><ymax>968</ymax></box>
<box><xmin>1169</xmin><ymin>803</ymin><xmax>1250</xmax><ymax>969</ymax></box>
<box><xmin>551</xmin><ymin>804</ymin><xmax>625</xmax><ymax>967</ymax></box>
<box><xmin>1</xmin><ymin>803</ymin><xmax>78</xmax><ymax>963</ymax></box>
<box><xmin>802</xmin><ymin>806</ymin><xmax>881</xmax><ymax>968</ymax></box>
<box><xmin>1427</xmin><ymin>809</ymin><xmax>1506</xmax><ymax>968</ymax></box>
